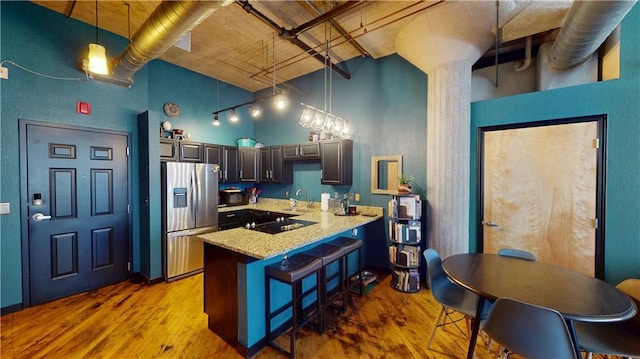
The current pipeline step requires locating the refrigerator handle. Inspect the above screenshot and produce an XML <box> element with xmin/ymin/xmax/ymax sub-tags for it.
<box><xmin>190</xmin><ymin>169</ymin><xmax>197</xmax><ymax>219</ymax></box>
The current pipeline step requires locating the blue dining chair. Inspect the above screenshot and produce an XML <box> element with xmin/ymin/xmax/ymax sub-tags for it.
<box><xmin>484</xmin><ymin>247</ymin><xmax>537</xmax><ymax>354</ymax></box>
<box><xmin>424</xmin><ymin>248</ymin><xmax>490</xmax><ymax>351</ymax></box>
<box><xmin>574</xmin><ymin>278</ymin><xmax>640</xmax><ymax>359</ymax></box>
<box><xmin>497</xmin><ymin>247</ymin><xmax>536</xmax><ymax>261</ymax></box>
<box><xmin>482</xmin><ymin>297</ymin><xmax>579</xmax><ymax>359</ymax></box>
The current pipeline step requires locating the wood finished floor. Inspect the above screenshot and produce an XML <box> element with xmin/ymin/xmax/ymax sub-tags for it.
<box><xmin>1</xmin><ymin>272</ymin><xmax>603</xmax><ymax>358</ymax></box>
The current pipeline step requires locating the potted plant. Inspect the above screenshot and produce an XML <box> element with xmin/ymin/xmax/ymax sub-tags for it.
<box><xmin>397</xmin><ymin>174</ymin><xmax>414</xmax><ymax>193</ymax></box>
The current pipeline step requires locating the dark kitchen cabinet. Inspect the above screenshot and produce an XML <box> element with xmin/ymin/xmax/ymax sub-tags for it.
<box><xmin>260</xmin><ymin>146</ymin><xmax>292</xmax><ymax>184</ymax></box>
<box><xmin>179</xmin><ymin>142</ymin><xmax>203</xmax><ymax>162</ymax></box>
<box><xmin>160</xmin><ymin>139</ymin><xmax>178</xmax><ymax>161</ymax></box>
<box><xmin>223</xmin><ymin>146</ymin><xmax>239</xmax><ymax>183</ymax></box>
<box><xmin>320</xmin><ymin>139</ymin><xmax>353</xmax><ymax>185</ymax></box>
<box><xmin>205</xmin><ymin>144</ymin><xmax>239</xmax><ymax>183</ymax></box>
<box><xmin>283</xmin><ymin>142</ymin><xmax>320</xmax><ymax>160</ymax></box>
<box><xmin>204</xmin><ymin>144</ymin><xmax>222</xmax><ymax>166</ymax></box>
<box><xmin>137</xmin><ymin>111</ymin><xmax>163</xmax><ymax>279</ymax></box>
<box><xmin>239</xmin><ymin>147</ymin><xmax>259</xmax><ymax>182</ymax></box>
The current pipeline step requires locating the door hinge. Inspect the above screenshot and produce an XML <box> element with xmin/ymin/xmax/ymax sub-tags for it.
<box><xmin>594</xmin><ymin>218</ymin><xmax>598</xmax><ymax>229</ymax></box>
<box><xmin>127</xmin><ymin>204</ymin><xmax>130</xmax><ymax>214</ymax></box>
<box><xmin>127</xmin><ymin>261</ymin><xmax>131</xmax><ymax>271</ymax></box>
<box><xmin>593</xmin><ymin>138</ymin><xmax>599</xmax><ymax>149</ymax></box>
<box><xmin>127</xmin><ymin>146</ymin><xmax>130</xmax><ymax>156</ymax></box>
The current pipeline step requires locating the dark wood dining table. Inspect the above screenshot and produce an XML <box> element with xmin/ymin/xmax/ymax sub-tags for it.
<box><xmin>442</xmin><ymin>253</ymin><xmax>637</xmax><ymax>359</ymax></box>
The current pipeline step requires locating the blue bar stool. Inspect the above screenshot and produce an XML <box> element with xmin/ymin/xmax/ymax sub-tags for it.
<box><xmin>304</xmin><ymin>243</ymin><xmax>346</xmax><ymax>333</ymax></box>
<box><xmin>265</xmin><ymin>253</ymin><xmax>322</xmax><ymax>358</ymax></box>
<box><xmin>328</xmin><ymin>236</ymin><xmax>364</xmax><ymax>298</ymax></box>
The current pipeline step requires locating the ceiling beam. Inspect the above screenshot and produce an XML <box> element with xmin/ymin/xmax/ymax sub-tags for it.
<box><xmin>235</xmin><ymin>0</ymin><xmax>352</xmax><ymax>80</ymax></box>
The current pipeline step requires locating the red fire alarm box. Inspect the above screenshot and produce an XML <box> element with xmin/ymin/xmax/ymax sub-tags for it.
<box><xmin>76</xmin><ymin>101</ymin><xmax>91</xmax><ymax>115</ymax></box>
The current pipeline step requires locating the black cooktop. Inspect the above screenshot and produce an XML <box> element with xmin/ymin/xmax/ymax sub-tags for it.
<box><xmin>219</xmin><ymin>209</ymin><xmax>295</xmax><ymax>231</ymax></box>
<box><xmin>249</xmin><ymin>218</ymin><xmax>317</xmax><ymax>234</ymax></box>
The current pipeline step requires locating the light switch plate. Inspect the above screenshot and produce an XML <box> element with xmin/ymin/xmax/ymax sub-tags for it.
<box><xmin>0</xmin><ymin>202</ymin><xmax>10</xmax><ymax>215</ymax></box>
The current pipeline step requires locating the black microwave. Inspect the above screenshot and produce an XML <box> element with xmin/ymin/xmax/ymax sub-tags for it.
<box><xmin>219</xmin><ymin>189</ymin><xmax>248</xmax><ymax>207</ymax></box>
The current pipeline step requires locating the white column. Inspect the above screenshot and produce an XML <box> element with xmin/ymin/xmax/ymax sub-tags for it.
<box><xmin>395</xmin><ymin>1</ymin><xmax>510</xmax><ymax>258</ymax></box>
<box><xmin>426</xmin><ymin>61</ymin><xmax>472</xmax><ymax>257</ymax></box>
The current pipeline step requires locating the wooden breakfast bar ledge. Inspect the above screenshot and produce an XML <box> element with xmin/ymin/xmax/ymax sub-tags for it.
<box><xmin>199</xmin><ymin>198</ymin><xmax>384</xmax><ymax>358</ymax></box>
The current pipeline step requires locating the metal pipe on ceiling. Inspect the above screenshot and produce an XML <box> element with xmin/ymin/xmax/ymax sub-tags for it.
<box><xmin>247</xmin><ymin>0</ymin><xmax>443</xmax><ymax>85</ymax></box>
<box><xmin>111</xmin><ymin>0</ymin><xmax>233</xmax><ymax>82</ymax></box>
<box><xmin>289</xmin><ymin>1</ymin><xmax>363</xmax><ymax>37</ymax></box>
<box><xmin>65</xmin><ymin>0</ymin><xmax>77</xmax><ymax>18</ymax></box>
<box><xmin>235</xmin><ymin>0</ymin><xmax>352</xmax><ymax>80</ymax></box>
<box><xmin>303</xmin><ymin>0</ymin><xmax>369</xmax><ymax>57</ymax></box>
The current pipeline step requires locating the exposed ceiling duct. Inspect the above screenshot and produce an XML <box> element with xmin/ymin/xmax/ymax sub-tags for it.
<box><xmin>111</xmin><ymin>0</ymin><xmax>234</xmax><ymax>83</ymax></box>
<box><xmin>548</xmin><ymin>0</ymin><xmax>637</xmax><ymax>70</ymax></box>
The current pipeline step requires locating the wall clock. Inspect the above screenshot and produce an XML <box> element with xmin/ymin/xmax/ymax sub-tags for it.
<box><xmin>163</xmin><ymin>102</ymin><xmax>181</xmax><ymax>118</ymax></box>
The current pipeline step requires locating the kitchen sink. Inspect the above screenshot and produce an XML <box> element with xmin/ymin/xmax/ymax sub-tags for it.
<box><xmin>281</xmin><ymin>208</ymin><xmax>312</xmax><ymax>213</ymax></box>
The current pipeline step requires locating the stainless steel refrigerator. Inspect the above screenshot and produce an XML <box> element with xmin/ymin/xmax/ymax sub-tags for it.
<box><xmin>161</xmin><ymin>162</ymin><xmax>219</xmax><ymax>281</ymax></box>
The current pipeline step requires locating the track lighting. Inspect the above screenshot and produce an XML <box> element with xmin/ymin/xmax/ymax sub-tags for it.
<box><xmin>229</xmin><ymin>109</ymin><xmax>239</xmax><ymax>122</ymax></box>
<box><xmin>212</xmin><ymin>114</ymin><xmax>220</xmax><ymax>126</ymax></box>
<box><xmin>249</xmin><ymin>105</ymin><xmax>262</xmax><ymax>118</ymax></box>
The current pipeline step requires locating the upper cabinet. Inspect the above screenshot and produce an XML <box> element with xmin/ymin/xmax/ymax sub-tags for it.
<box><xmin>260</xmin><ymin>146</ymin><xmax>293</xmax><ymax>184</ymax></box>
<box><xmin>320</xmin><ymin>139</ymin><xmax>353</xmax><ymax>185</ymax></box>
<box><xmin>179</xmin><ymin>142</ymin><xmax>203</xmax><ymax>162</ymax></box>
<box><xmin>160</xmin><ymin>139</ymin><xmax>178</xmax><ymax>162</ymax></box>
<box><xmin>155</xmin><ymin>136</ymin><xmax>352</xmax><ymax>185</ymax></box>
<box><xmin>283</xmin><ymin>142</ymin><xmax>320</xmax><ymax>161</ymax></box>
<box><xmin>204</xmin><ymin>144</ymin><xmax>239</xmax><ymax>183</ymax></box>
<box><xmin>239</xmin><ymin>147</ymin><xmax>259</xmax><ymax>182</ymax></box>
<box><xmin>160</xmin><ymin>139</ymin><xmax>203</xmax><ymax>162</ymax></box>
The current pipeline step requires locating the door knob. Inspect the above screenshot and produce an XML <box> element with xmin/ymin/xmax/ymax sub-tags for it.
<box><xmin>32</xmin><ymin>213</ymin><xmax>52</xmax><ymax>221</ymax></box>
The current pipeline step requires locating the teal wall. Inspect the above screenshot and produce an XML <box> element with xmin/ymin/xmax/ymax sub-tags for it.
<box><xmin>148</xmin><ymin>60</ymin><xmax>254</xmax><ymax>146</ymax></box>
<box><xmin>0</xmin><ymin>2</ymin><xmax>253</xmax><ymax>308</ymax></box>
<box><xmin>3</xmin><ymin>0</ymin><xmax>636</xmax><ymax>313</ymax></box>
<box><xmin>254</xmin><ymin>54</ymin><xmax>428</xmax><ymax>232</ymax></box>
<box><xmin>1</xmin><ymin>2</ymin><xmax>422</xmax><ymax>310</ymax></box>
<box><xmin>470</xmin><ymin>4</ymin><xmax>640</xmax><ymax>285</ymax></box>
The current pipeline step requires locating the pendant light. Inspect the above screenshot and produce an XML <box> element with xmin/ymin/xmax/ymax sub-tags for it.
<box><xmin>87</xmin><ymin>1</ymin><xmax>108</xmax><ymax>75</ymax></box>
<box><xmin>213</xmin><ymin>79</ymin><xmax>221</xmax><ymax>126</ymax></box>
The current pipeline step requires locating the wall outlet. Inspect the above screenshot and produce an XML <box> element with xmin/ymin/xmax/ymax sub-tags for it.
<box><xmin>0</xmin><ymin>66</ymin><xmax>8</xmax><ymax>80</ymax></box>
<box><xmin>351</xmin><ymin>228</ymin><xmax>358</xmax><ymax>237</ymax></box>
<box><xmin>354</xmin><ymin>193</ymin><xmax>360</xmax><ymax>201</ymax></box>
<box><xmin>285</xmin><ymin>191</ymin><xmax>289</xmax><ymax>197</ymax></box>
<box><xmin>0</xmin><ymin>202</ymin><xmax>10</xmax><ymax>215</ymax></box>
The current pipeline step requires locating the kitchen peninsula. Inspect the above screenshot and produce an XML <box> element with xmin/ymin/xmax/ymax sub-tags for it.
<box><xmin>199</xmin><ymin>198</ymin><xmax>384</xmax><ymax>357</ymax></box>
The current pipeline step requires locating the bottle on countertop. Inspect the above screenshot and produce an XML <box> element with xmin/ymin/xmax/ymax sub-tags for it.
<box><xmin>342</xmin><ymin>193</ymin><xmax>349</xmax><ymax>214</ymax></box>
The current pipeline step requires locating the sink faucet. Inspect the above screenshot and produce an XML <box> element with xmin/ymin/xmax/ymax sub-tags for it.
<box><xmin>295</xmin><ymin>188</ymin><xmax>311</xmax><ymax>209</ymax></box>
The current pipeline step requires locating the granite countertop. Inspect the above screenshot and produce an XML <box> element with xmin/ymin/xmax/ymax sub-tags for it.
<box><xmin>199</xmin><ymin>198</ymin><xmax>384</xmax><ymax>260</ymax></box>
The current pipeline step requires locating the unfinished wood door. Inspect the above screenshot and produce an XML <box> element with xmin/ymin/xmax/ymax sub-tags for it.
<box><xmin>482</xmin><ymin>121</ymin><xmax>598</xmax><ymax>277</ymax></box>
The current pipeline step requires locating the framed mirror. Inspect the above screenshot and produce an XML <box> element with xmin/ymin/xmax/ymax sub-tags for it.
<box><xmin>371</xmin><ymin>155</ymin><xmax>402</xmax><ymax>194</ymax></box>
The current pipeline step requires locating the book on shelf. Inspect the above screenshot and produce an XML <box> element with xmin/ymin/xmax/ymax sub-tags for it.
<box><xmin>397</xmin><ymin>195</ymin><xmax>421</xmax><ymax>219</ymax></box>
<box><xmin>389</xmin><ymin>245</ymin><xmax>420</xmax><ymax>267</ymax></box>
<box><xmin>392</xmin><ymin>269</ymin><xmax>421</xmax><ymax>291</ymax></box>
<box><xmin>393</xmin><ymin>220</ymin><xmax>421</xmax><ymax>243</ymax></box>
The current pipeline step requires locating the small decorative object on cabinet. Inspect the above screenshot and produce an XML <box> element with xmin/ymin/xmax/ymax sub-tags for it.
<box><xmin>388</xmin><ymin>192</ymin><xmax>422</xmax><ymax>292</ymax></box>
